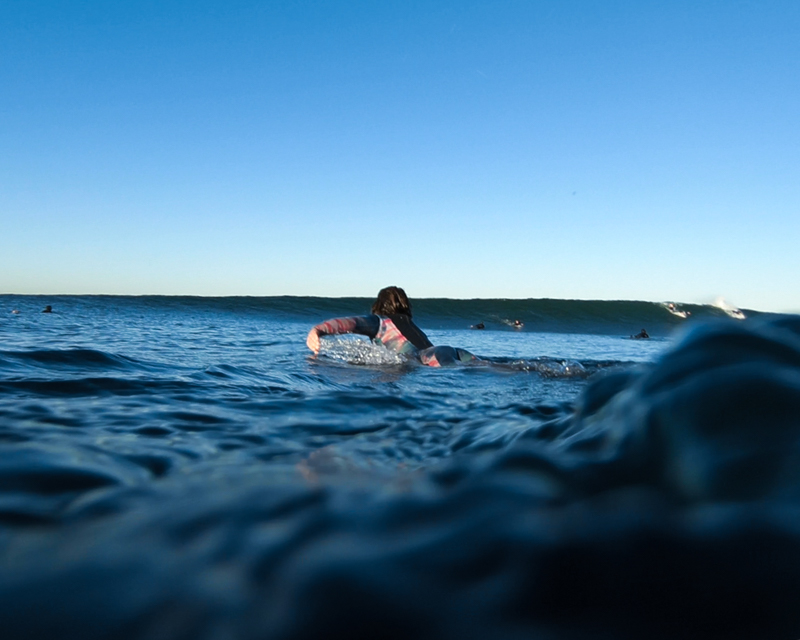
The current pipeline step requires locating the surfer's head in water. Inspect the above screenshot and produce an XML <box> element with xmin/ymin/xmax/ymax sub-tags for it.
<box><xmin>371</xmin><ymin>286</ymin><xmax>412</xmax><ymax>317</ymax></box>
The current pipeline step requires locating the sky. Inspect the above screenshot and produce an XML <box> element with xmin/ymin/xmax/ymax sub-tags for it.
<box><xmin>1</xmin><ymin>1</ymin><xmax>798</xmax><ymax>311</ymax></box>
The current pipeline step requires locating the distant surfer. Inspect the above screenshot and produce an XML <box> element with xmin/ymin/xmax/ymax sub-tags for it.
<box><xmin>42</xmin><ymin>305</ymin><xmax>52</xmax><ymax>313</ymax></box>
<box><xmin>714</xmin><ymin>298</ymin><xmax>746</xmax><ymax>320</ymax></box>
<box><xmin>306</xmin><ymin>286</ymin><xmax>478</xmax><ymax>367</ymax></box>
<box><xmin>513</xmin><ymin>319</ymin><xmax>523</xmax><ymax>329</ymax></box>
<box><xmin>666</xmin><ymin>303</ymin><xmax>691</xmax><ymax>319</ymax></box>
<box><xmin>11</xmin><ymin>309</ymin><xmax>20</xmax><ymax>314</ymax></box>
<box><xmin>471</xmin><ymin>322</ymin><xmax>485</xmax><ymax>330</ymax></box>
<box><xmin>632</xmin><ymin>328</ymin><xmax>649</xmax><ymax>339</ymax></box>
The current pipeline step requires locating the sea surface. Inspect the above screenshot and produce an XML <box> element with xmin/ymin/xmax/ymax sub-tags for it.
<box><xmin>1</xmin><ymin>295</ymin><xmax>798</xmax><ymax>639</ymax></box>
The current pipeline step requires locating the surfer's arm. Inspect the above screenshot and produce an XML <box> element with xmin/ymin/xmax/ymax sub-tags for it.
<box><xmin>306</xmin><ymin>316</ymin><xmax>380</xmax><ymax>353</ymax></box>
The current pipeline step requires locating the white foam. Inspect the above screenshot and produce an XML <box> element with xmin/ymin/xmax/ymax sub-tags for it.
<box><xmin>713</xmin><ymin>297</ymin><xmax>746</xmax><ymax>320</ymax></box>
<box><xmin>320</xmin><ymin>336</ymin><xmax>406</xmax><ymax>366</ymax></box>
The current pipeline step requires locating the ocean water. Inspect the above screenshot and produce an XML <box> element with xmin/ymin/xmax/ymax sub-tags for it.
<box><xmin>1</xmin><ymin>295</ymin><xmax>798</xmax><ymax>639</ymax></box>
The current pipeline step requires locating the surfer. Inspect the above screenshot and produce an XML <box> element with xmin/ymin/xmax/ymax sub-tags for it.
<box><xmin>471</xmin><ymin>322</ymin><xmax>485</xmax><ymax>330</ymax></box>
<box><xmin>513</xmin><ymin>319</ymin><xmax>523</xmax><ymax>329</ymax></box>
<box><xmin>42</xmin><ymin>305</ymin><xmax>52</xmax><ymax>313</ymax></box>
<box><xmin>306</xmin><ymin>286</ymin><xmax>477</xmax><ymax>367</ymax></box>
<box><xmin>632</xmin><ymin>328</ymin><xmax>649</xmax><ymax>339</ymax></box>
<box><xmin>666</xmin><ymin>303</ymin><xmax>692</xmax><ymax>319</ymax></box>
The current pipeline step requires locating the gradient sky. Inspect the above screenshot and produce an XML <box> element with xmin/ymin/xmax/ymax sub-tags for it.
<box><xmin>2</xmin><ymin>1</ymin><xmax>798</xmax><ymax>311</ymax></box>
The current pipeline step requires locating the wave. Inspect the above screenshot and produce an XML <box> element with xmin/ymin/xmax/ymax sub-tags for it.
<box><xmin>0</xmin><ymin>348</ymin><xmax>146</xmax><ymax>371</ymax></box>
<box><xmin>0</xmin><ymin>377</ymin><xmax>198</xmax><ymax>397</ymax></box>
<box><xmin>2</xmin><ymin>294</ymin><xmax>775</xmax><ymax>336</ymax></box>
<box><xmin>231</xmin><ymin>295</ymin><xmax>770</xmax><ymax>334</ymax></box>
<box><xmin>413</xmin><ymin>297</ymin><xmax>769</xmax><ymax>335</ymax></box>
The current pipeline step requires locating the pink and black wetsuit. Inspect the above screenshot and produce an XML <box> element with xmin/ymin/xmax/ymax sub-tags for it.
<box><xmin>312</xmin><ymin>314</ymin><xmax>476</xmax><ymax>367</ymax></box>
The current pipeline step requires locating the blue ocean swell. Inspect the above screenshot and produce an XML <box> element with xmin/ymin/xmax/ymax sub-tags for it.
<box><xmin>0</xmin><ymin>298</ymin><xmax>621</xmax><ymax>529</ymax></box>
<box><xmin>1</xmin><ymin>293</ymin><xmax>770</xmax><ymax>336</ymax></box>
<box><xmin>0</xmin><ymin>295</ymin><xmax>798</xmax><ymax>638</ymax></box>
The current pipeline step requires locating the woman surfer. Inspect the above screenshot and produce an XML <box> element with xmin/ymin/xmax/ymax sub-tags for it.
<box><xmin>306</xmin><ymin>286</ymin><xmax>477</xmax><ymax>367</ymax></box>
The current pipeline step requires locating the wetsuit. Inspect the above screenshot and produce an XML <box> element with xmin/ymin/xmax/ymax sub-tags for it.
<box><xmin>312</xmin><ymin>314</ymin><xmax>476</xmax><ymax>367</ymax></box>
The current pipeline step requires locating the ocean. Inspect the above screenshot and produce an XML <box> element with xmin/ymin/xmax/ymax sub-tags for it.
<box><xmin>1</xmin><ymin>294</ymin><xmax>798</xmax><ymax>639</ymax></box>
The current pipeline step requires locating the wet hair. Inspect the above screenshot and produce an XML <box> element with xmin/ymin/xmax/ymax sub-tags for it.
<box><xmin>371</xmin><ymin>286</ymin><xmax>413</xmax><ymax>317</ymax></box>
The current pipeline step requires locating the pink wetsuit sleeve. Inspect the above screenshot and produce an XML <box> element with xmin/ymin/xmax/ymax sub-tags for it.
<box><xmin>313</xmin><ymin>316</ymin><xmax>380</xmax><ymax>339</ymax></box>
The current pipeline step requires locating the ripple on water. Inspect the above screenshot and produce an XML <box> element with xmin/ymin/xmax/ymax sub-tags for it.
<box><xmin>1</xmin><ymin>305</ymin><xmax>799</xmax><ymax>638</ymax></box>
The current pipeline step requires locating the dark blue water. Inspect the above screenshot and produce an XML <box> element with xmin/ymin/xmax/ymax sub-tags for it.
<box><xmin>1</xmin><ymin>295</ymin><xmax>798</xmax><ymax>639</ymax></box>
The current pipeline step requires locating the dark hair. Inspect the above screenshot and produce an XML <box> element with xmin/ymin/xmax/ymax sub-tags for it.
<box><xmin>371</xmin><ymin>286</ymin><xmax>412</xmax><ymax>317</ymax></box>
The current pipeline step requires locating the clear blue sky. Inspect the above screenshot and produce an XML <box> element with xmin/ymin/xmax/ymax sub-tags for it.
<box><xmin>2</xmin><ymin>1</ymin><xmax>798</xmax><ymax>311</ymax></box>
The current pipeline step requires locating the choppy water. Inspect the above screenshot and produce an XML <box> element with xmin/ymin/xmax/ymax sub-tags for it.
<box><xmin>1</xmin><ymin>295</ymin><xmax>798</xmax><ymax>639</ymax></box>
